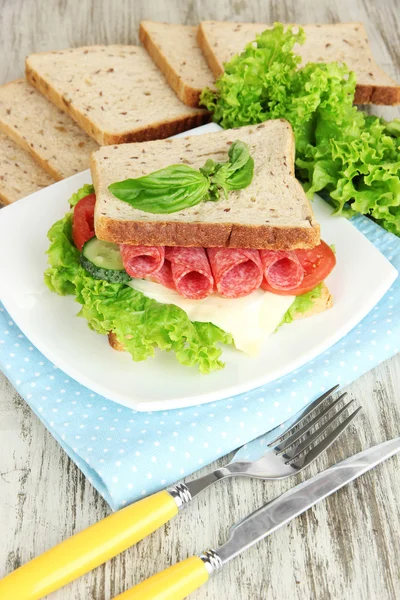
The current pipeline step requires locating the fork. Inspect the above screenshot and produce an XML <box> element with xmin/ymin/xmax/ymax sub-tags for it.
<box><xmin>182</xmin><ymin>385</ymin><xmax>360</xmax><ymax>495</ymax></box>
<box><xmin>0</xmin><ymin>385</ymin><xmax>361</xmax><ymax>600</ymax></box>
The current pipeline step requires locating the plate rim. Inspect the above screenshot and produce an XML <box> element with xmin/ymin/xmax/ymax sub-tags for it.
<box><xmin>0</xmin><ymin>126</ymin><xmax>398</xmax><ymax>411</ymax></box>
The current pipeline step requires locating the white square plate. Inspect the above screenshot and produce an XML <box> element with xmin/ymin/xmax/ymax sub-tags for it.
<box><xmin>0</xmin><ymin>124</ymin><xmax>397</xmax><ymax>411</ymax></box>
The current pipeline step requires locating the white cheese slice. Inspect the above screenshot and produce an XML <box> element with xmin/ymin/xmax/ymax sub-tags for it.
<box><xmin>128</xmin><ymin>280</ymin><xmax>295</xmax><ymax>356</ymax></box>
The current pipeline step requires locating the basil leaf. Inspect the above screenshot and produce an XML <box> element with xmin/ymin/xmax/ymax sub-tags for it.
<box><xmin>226</xmin><ymin>156</ymin><xmax>255</xmax><ymax>190</ymax></box>
<box><xmin>108</xmin><ymin>142</ymin><xmax>255</xmax><ymax>214</ymax></box>
<box><xmin>199</xmin><ymin>158</ymin><xmax>221</xmax><ymax>178</ymax></box>
<box><xmin>227</xmin><ymin>140</ymin><xmax>251</xmax><ymax>172</ymax></box>
<box><xmin>210</xmin><ymin>142</ymin><xmax>254</xmax><ymax>194</ymax></box>
<box><xmin>108</xmin><ymin>165</ymin><xmax>209</xmax><ymax>214</ymax></box>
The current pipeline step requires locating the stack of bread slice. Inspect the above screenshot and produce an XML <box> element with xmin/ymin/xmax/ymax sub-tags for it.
<box><xmin>140</xmin><ymin>20</ymin><xmax>400</xmax><ymax>107</ymax></box>
<box><xmin>0</xmin><ymin>19</ymin><xmax>398</xmax><ymax>205</ymax></box>
<box><xmin>0</xmin><ymin>132</ymin><xmax>55</xmax><ymax>205</ymax></box>
<box><xmin>0</xmin><ymin>41</ymin><xmax>208</xmax><ymax>204</ymax></box>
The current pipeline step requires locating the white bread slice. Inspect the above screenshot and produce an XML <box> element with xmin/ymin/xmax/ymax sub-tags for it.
<box><xmin>0</xmin><ymin>132</ymin><xmax>55</xmax><ymax>205</ymax></box>
<box><xmin>25</xmin><ymin>46</ymin><xmax>209</xmax><ymax>145</ymax></box>
<box><xmin>108</xmin><ymin>282</ymin><xmax>333</xmax><ymax>352</ymax></box>
<box><xmin>139</xmin><ymin>21</ymin><xmax>215</xmax><ymax>107</ymax></box>
<box><xmin>198</xmin><ymin>21</ymin><xmax>400</xmax><ymax>106</ymax></box>
<box><xmin>0</xmin><ymin>79</ymin><xmax>98</xmax><ymax>180</ymax></box>
<box><xmin>92</xmin><ymin>120</ymin><xmax>320</xmax><ymax>250</ymax></box>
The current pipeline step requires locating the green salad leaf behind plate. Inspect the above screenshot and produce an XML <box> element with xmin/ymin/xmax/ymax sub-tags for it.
<box><xmin>201</xmin><ymin>23</ymin><xmax>400</xmax><ymax>236</ymax></box>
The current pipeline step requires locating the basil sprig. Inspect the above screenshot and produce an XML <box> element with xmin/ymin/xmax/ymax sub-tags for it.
<box><xmin>108</xmin><ymin>140</ymin><xmax>254</xmax><ymax>214</ymax></box>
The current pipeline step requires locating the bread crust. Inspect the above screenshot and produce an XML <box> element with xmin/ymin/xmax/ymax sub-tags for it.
<box><xmin>0</xmin><ymin>105</ymin><xmax>63</xmax><ymax>181</ymax></box>
<box><xmin>354</xmin><ymin>84</ymin><xmax>400</xmax><ymax>106</ymax></box>
<box><xmin>139</xmin><ymin>23</ymin><xmax>203</xmax><ymax>108</ymax></box>
<box><xmin>26</xmin><ymin>62</ymin><xmax>210</xmax><ymax>145</ymax></box>
<box><xmin>95</xmin><ymin>214</ymin><xmax>320</xmax><ymax>250</ymax></box>
<box><xmin>0</xmin><ymin>193</ymin><xmax>11</xmax><ymax>206</ymax></box>
<box><xmin>0</xmin><ymin>131</ymin><xmax>55</xmax><ymax>204</ymax></box>
<box><xmin>0</xmin><ymin>78</ymin><xmax>98</xmax><ymax>180</ymax></box>
<box><xmin>108</xmin><ymin>332</ymin><xmax>125</xmax><ymax>351</ymax></box>
<box><xmin>197</xmin><ymin>24</ymin><xmax>224</xmax><ymax>78</ymax></box>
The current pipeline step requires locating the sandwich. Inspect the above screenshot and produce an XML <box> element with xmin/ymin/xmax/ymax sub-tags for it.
<box><xmin>45</xmin><ymin>121</ymin><xmax>336</xmax><ymax>373</ymax></box>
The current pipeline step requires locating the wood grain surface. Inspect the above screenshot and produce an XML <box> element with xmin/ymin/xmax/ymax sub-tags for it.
<box><xmin>0</xmin><ymin>1</ymin><xmax>399</xmax><ymax>599</ymax></box>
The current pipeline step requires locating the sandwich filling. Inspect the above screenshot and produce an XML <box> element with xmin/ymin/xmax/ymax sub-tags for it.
<box><xmin>45</xmin><ymin>185</ymin><xmax>335</xmax><ymax>372</ymax></box>
<box><xmin>73</xmin><ymin>189</ymin><xmax>335</xmax><ymax>300</ymax></box>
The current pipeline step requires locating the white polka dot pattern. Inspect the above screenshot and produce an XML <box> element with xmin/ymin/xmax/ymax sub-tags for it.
<box><xmin>0</xmin><ymin>216</ymin><xmax>398</xmax><ymax>510</ymax></box>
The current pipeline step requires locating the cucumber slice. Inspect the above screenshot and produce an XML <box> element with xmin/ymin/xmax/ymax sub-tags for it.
<box><xmin>83</xmin><ymin>237</ymin><xmax>125</xmax><ymax>270</ymax></box>
<box><xmin>80</xmin><ymin>237</ymin><xmax>131</xmax><ymax>283</ymax></box>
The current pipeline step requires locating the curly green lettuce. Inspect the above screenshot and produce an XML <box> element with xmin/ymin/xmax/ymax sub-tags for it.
<box><xmin>201</xmin><ymin>23</ymin><xmax>400</xmax><ymax>236</ymax></box>
<box><xmin>277</xmin><ymin>284</ymin><xmax>323</xmax><ymax>329</ymax></box>
<box><xmin>45</xmin><ymin>186</ymin><xmax>233</xmax><ymax>373</ymax></box>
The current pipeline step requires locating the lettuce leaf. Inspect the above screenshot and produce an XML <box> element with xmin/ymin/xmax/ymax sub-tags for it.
<box><xmin>385</xmin><ymin>119</ymin><xmax>400</xmax><ymax>138</ymax></box>
<box><xmin>277</xmin><ymin>283</ymin><xmax>323</xmax><ymax>329</ymax></box>
<box><xmin>201</xmin><ymin>24</ymin><xmax>400</xmax><ymax>236</ymax></box>
<box><xmin>69</xmin><ymin>183</ymin><xmax>94</xmax><ymax>207</ymax></box>
<box><xmin>44</xmin><ymin>194</ymin><xmax>233</xmax><ymax>373</ymax></box>
<box><xmin>44</xmin><ymin>210</ymin><xmax>80</xmax><ymax>295</ymax></box>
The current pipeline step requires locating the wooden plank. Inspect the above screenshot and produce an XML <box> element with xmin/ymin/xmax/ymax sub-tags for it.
<box><xmin>0</xmin><ymin>0</ymin><xmax>399</xmax><ymax>598</ymax></box>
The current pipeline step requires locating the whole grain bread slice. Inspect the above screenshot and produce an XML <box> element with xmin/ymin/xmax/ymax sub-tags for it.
<box><xmin>198</xmin><ymin>21</ymin><xmax>400</xmax><ymax>105</ymax></box>
<box><xmin>92</xmin><ymin>120</ymin><xmax>320</xmax><ymax>250</ymax></box>
<box><xmin>0</xmin><ymin>79</ymin><xmax>98</xmax><ymax>180</ymax></box>
<box><xmin>26</xmin><ymin>45</ymin><xmax>209</xmax><ymax>145</ymax></box>
<box><xmin>0</xmin><ymin>132</ymin><xmax>55</xmax><ymax>205</ymax></box>
<box><xmin>139</xmin><ymin>21</ymin><xmax>215</xmax><ymax>107</ymax></box>
<box><xmin>107</xmin><ymin>282</ymin><xmax>333</xmax><ymax>352</ymax></box>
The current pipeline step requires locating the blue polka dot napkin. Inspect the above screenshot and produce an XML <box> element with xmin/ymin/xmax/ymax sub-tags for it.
<box><xmin>0</xmin><ymin>215</ymin><xmax>399</xmax><ymax>510</ymax></box>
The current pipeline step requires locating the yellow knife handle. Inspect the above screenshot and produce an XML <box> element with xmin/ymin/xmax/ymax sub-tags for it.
<box><xmin>114</xmin><ymin>556</ymin><xmax>209</xmax><ymax>600</ymax></box>
<box><xmin>0</xmin><ymin>489</ymin><xmax>178</xmax><ymax>600</ymax></box>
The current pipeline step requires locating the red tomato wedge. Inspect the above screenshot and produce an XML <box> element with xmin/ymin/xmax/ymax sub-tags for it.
<box><xmin>72</xmin><ymin>194</ymin><xmax>96</xmax><ymax>251</ymax></box>
<box><xmin>261</xmin><ymin>241</ymin><xmax>336</xmax><ymax>296</ymax></box>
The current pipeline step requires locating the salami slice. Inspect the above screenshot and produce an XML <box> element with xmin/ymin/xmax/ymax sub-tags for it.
<box><xmin>120</xmin><ymin>245</ymin><xmax>165</xmax><ymax>279</ymax></box>
<box><xmin>165</xmin><ymin>247</ymin><xmax>214</xmax><ymax>299</ymax></box>
<box><xmin>207</xmin><ymin>248</ymin><xmax>263</xmax><ymax>298</ymax></box>
<box><xmin>151</xmin><ymin>259</ymin><xmax>175</xmax><ymax>290</ymax></box>
<box><xmin>259</xmin><ymin>250</ymin><xmax>304</xmax><ymax>291</ymax></box>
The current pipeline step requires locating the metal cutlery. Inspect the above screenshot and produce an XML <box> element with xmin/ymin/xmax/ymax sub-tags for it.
<box><xmin>184</xmin><ymin>385</ymin><xmax>360</xmax><ymax>496</ymax></box>
<box><xmin>114</xmin><ymin>436</ymin><xmax>400</xmax><ymax>600</ymax></box>
<box><xmin>0</xmin><ymin>385</ymin><xmax>359</xmax><ymax>600</ymax></box>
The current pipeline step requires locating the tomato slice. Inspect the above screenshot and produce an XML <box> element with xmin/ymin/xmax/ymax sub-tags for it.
<box><xmin>72</xmin><ymin>194</ymin><xmax>96</xmax><ymax>251</ymax></box>
<box><xmin>261</xmin><ymin>241</ymin><xmax>336</xmax><ymax>296</ymax></box>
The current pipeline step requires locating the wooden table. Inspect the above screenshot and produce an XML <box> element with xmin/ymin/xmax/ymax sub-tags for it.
<box><xmin>1</xmin><ymin>1</ymin><xmax>399</xmax><ymax>598</ymax></box>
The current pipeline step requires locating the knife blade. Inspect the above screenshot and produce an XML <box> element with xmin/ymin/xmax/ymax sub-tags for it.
<box><xmin>217</xmin><ymin>436</ymin><xmax>400</xmax><ymax>564</ymax></box>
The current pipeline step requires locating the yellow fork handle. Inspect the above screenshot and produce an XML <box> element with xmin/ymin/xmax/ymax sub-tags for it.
<box><xmin>0</xmin><ymin>490</ymin><xmax>178</xmax><ymax>600</ymax></box>
<box><xmin>114</xmin><ymin>556</ymin><xmax>209</xmax><ymax>600</ymax></box>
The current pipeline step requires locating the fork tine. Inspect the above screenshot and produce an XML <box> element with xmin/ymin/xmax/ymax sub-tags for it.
<box><xmin>268</xmin><ymin>385</ymin><xmax>340</xmax><ymax>446</ymax></box>
<box><xmin>287</xmin><ymin>407</ymin><xmax>362</xmax><ymax>468</ymax></box>
<box><xmin>276</xmin><ymin>393</ymin><xmax>347</xmax><ymax>454</ymax></box>
<box><xmin>286</xmin><ymin>399</ymin><xmax>356</xmax><ymax>461</ymax></box>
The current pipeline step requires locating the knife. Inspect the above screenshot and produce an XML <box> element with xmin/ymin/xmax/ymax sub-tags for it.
<box><xmin>112</xmin><ymin>436</ymin><xmax>400</xmax><ymax>600</ymax></box>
